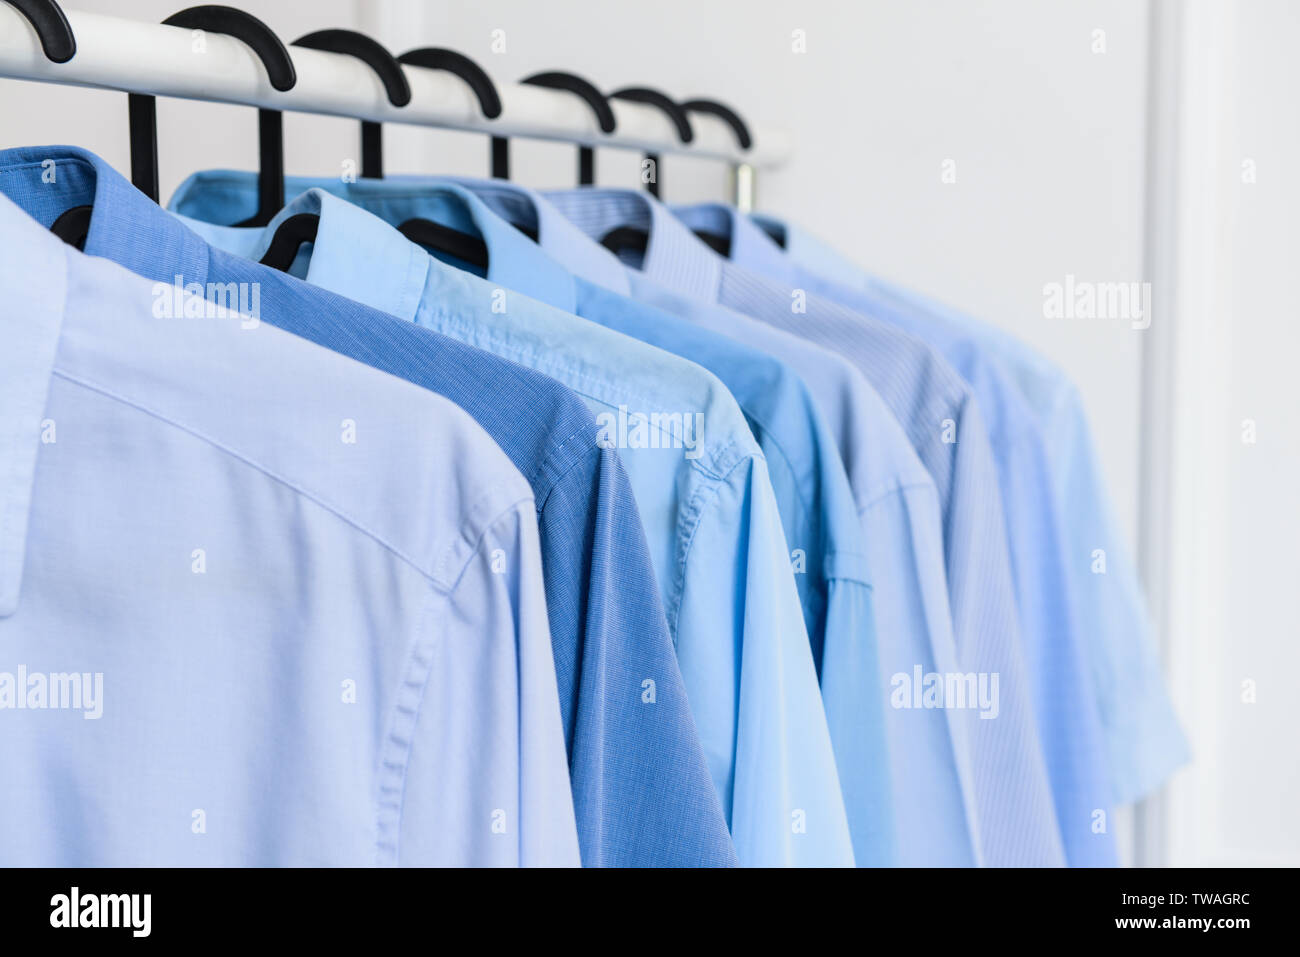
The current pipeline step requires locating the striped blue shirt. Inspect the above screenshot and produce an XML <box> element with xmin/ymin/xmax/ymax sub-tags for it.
<box><xmin>688</xmin><ymin>204</ymin><xmax>1118</xmax><ymax>865</ymax></box>
<box><xmin>546</xmin><ymin>188</ymin><xmax>1066</xmax><ymax>867</ymax></box>
<box><xmin>761</xmin><ymin>225</ymin><xmax>1189</xmax><ymax>806</ymax></box>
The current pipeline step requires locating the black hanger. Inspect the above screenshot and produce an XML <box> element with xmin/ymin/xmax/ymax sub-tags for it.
<box><xmin>679</xmin><ymin>98</ymin><xmax>752</xmax><ymax>150</ymax></box>
<box><xmin>754</xmin><ymin>218</ymin><xmax>787</xmax><ymax>249</ymax></box>
<box><xmin>396</xmin><ymin>218</ymin><xmax>489</xmax><ymax>271</ymax></box>
<box><xmin>396</xmin><ymin>48</ymin><xmax>502</xmax><ymax>178</ymax></box>
<box><xmin>599</xmin><ymin>225</ymin><xmax>650</xmax><ymax>259</ymax></box>
<box><xmin>7</xmin><ymin>0</ymin><xmax>86</xmax><ymax>246</ymax></box>
<box><xmin>255</xmin><ymin>30</ymin><xmax>412</xmax><ymax>270</ymax></box>
<box><xmin>289</xmin><ymin>30</ymin><xmax>411</xmax><ymax>180</ymax></box>
<box><xmin>49</xmin><ymin>204</ymin><xmax>92</xmax><ymax>249</ymax></box>
<box><xmin>260</xmin><ymin>42</ymin><xmax>505</xmax><ymax>274</ymax></box>
<box><xmin>4</xmin><ymin>0</ymin><xmax>75</xmax><ymax>62</ymax></box>
<box><xmin>128</xmin><ymin>6</ymin><xmax>296</xmax><ymax>218</ymax></box>
<box><xmin>677</xmin><ymin>98</ymin><xmax>754</xmax><ymax>254</ymax></box>
<box><xmin>257</xmin><ymin>212</ymin><xmax>319</xmax><ymax>271</ymax></box>
<box><xmin>692</xmin><ymin>230</ymin><xmax>731</xmax><ymax>256</ymax></box>
<box><xmin>490</xmin><ymin>71</ymin><xmax>615</xmax><ymax>183</ymax></box>
<box><xmin>601</xmin><ymin>96</ymin><xmax>754</xmax><ymax>257</ymax></box>
<box><xmin>260</xmin><ymin>210</ymin><xmax>507</xmax><ymax>275</ymax></box>
<box><xmin>598</xmin><ymin>215</ymin><xmax>731</xmax><ymax>262</ymax></box>
<box><xmin>600</xmin><ymin>226</ymin><xmax>727</xmax><ymax>259</ymax></box>
<box><xmin>607</xmin><ymin>87</ymin><xmax>693</xmax><ymax>198</ymax></box>
<box><xmin>600</xmin><ymin>219</ymin><xmax>731</xmax><ymax>260</ymax></box>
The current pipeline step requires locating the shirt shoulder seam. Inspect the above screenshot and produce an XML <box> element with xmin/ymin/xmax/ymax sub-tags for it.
<box><xmin>376</xmin><ymin>498</ymin><xmax>536</xmax><ymax>864</ymax></box>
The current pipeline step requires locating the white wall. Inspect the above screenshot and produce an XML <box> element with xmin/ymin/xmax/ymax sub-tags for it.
<box><xmin>2</xmin><ymin>0</ymin><xmax>1293</xmax><ymax>865</ymax></box>
<box><xmin>1146</xmin><ymin>0</ymin><xmax>1300</xmax><ymax>867</ymax></box>
<box><xmin>1213</xmin><ymin>0</ymin><xmax>1300</xmax><ymax>867</ymax></box>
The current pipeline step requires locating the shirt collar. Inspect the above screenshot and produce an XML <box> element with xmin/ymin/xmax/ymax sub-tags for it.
<box><xmin>0</xmin><ymin>145</ymin><xmax>210</xmax><ymax>617</ymax></box>
<box><xmin>170</xmin><ymin>171</ymin><xmax>580</xmax><ymax>314</ymax></box>
<box><xmin>543</xmin><ymin>188</ymin><xmax>723</xmax><ymax>304</ymax></box>
<box><xmin>439</xmin><ymin>177</ymin><xmax>633</xmax><ymax>298</ymax></box>
<box><xmin>672</xmin><ymin>202</ymin><xmax>798</xmax><ymax>282</ymax></box>
<box><xmin>748</xmin><ymin>212</ymin><xmax>873</xmax><ymax>292</ymax></box>
<box><xmin>175</xmin><ymin>189</ymin><xmax>430</xmax><ymax>323</ymax></box>
<box><xmin>0</xmin><ymin>193</ymin><xmax>67</xmax><ymax>616</ymax></box>
<box><xmin>381</xmin><ymin>181</ymin><xmax>579</xmax><ymax>314</ymax></box>
<box><xmin>749</xmin><ymin>212</ymin><xmax>788</xmax><ymax>246</ymax></box>
<box><xmin>0</xmin><ymin>146</ymin><xmax>211</xmax><ymax>288</ymax></box>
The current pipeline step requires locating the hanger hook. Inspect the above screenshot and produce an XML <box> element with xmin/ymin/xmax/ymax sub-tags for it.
<box><xmin>291</xmin><ymin>29</ymin><xmax>410</xmax><ymax>180</ymax></box>
<box><xmin>680</xmin><ymin>98</ymin><xmax>754</xmax><ymax>209</ymax></box>
<box><xmin>521</xmin><ymin>71</ymin><xmax>616</xmax><ymax>133</ymax></box>
<box><xmin>610</xmin><ymin>86</ymin><xmax>692</xmax><ymax>198</ymax></box>
<box><xmin>3</xmin><ymin>0</ymin><xmax>76</xmax><ymax>63</ymax></box>
<box><xmin>679</xmin><ymin>98</ymin><xmax>752</xmax><ymax>150</ymax></box>
<box><xmin>163</xmin><ymin>5</ymin><xmax>296</xmax><ymax>90</ymax></box>
<box><xmin>396</xmin><ymin>48</ymin><xmax>502</xmax><ymax>119</ymax></box>
<box><xmin>129</xmin><ymin>5</ymin><xmax>296</xmax><ymax>208</ymax></box>
<box><xmin>292</xmin><ymin>30</ymin><xmax>410</xmax><ymax>105</ymax></box>
<box><xmin>610</xmin><ymin>88</ymin><xmax>692</xmax><ymax>142</ymax></box>
<box><xmin>491</xmin><ymin>70</ymin><xmax>616</xmax><ymax>184</ymax></box>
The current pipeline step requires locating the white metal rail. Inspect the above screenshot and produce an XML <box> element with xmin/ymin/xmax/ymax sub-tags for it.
<box><xmin>0</xmin><ymin>7</ymin><xmax>791</xmax><ymax>169</ymax></box>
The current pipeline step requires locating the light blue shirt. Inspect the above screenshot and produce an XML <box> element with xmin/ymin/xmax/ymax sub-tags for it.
<box><xmin>169</xmin><ymin>180</ymin><xmax>855</xmax><ymax>867</ymax></box>
<box><xmin>594</xmin><ymin>281</ymin><xmax>984</xmax><ymax>867</ymax></box>
<box><xmin>546</xmin><ymin>187</ymin><xmax>1065</xmax><ymax>867</ymax></box>
<box><xmin>803</xmin><ymin>260</ymin><xmax>1190</xmax><ymax>805</ymax></box>
<box><xmin>751</xmin><ymin>213</ymin><xmax>872</xmax><ymax>292</ymax></box>
<box><xmin>439</xmin><ymin>176</ymin><xmax>971</xmax><ymax>867</ymax></box>
<box><xmin>184</xmin><ymin>171</ymin><xmax>903</xmax><ymax>867</ymax></box>
<box><xmin>3</xmin><ymin>145</ymin><xmax>738</xmax><ymax>870</ymax></box>
<box><xmin>0</xmin><ymin>192</ymin><xmax>579</xmax><ymax>866</ymax></box>
<box><xmin>681</xmin><ymin>204</ymin><xmax>1120</xmax><ymax>866</ymax></box>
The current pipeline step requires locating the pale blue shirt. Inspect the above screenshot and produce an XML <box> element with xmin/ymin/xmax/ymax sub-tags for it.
<box><xmin>169</xmin><ymin>182</ymin><xmax>855</xmax><ymax>868</ymax></box>
<box><xmin>0</xmin><ymin>192</ymin><xmax>579</xmax><ymax>866</ymax></box>
<box><xmin>172</xmin><ymin>171</ymin><xmax>902</xmax><ymax>867</ymax></box>
<box><xmin>679</xmin><ymin>203</ymin><xmax>1120</xmax><ymax>866</ymax></box>
<box><xmin>799</xmin><ymin>257</ymin><xmax>1190</xmax><ymax>805</ymax></box>
<box><xmin>435</xmin><ymin>176</ymin><xmax>978</xmax><ymax>867</ymax></box>
<box><xmin>546</xmin><ymin>187</ymin><xmax>1065</xmax><ymax>867</ymax></box>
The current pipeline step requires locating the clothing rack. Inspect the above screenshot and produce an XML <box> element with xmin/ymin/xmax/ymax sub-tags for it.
<box><xmin>0</xmin><ymin>3</ymin><xmax>791</xmax><ymax>208</ymax></box>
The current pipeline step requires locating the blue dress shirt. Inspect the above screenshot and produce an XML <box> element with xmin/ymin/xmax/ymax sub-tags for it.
<box><xmin>441</xmin><ymin>176</ymin><xmax>902</xmax><ymax>865</ymax></box>
<box><xmin>166</xmin><ymin>179</ymin><xmax>855</xmax><ymax>868</ymax></box>
<box><xmin>0</xmin><ymin>146</ymin><xmax>737</xmax><ymax>869</ymax></box>
<box><xmin>461</xmin><ymin>180</ymin><xmax>983</xmax><ymax>866</ymax></box>
<box><xmin>679</xmin><ymin>204</ymin><xmax>1120</xmax><ymax>866</ymax></box>
<box><xmin>545</xmin><ymin>187</ymin><xmax>1065</xmax><ymax>867</ymax></box>
<box><xmin>788</xmin><ymin>255</ymin><xmax>1190</xmax><ymax>806</ymax></box>
<box><xmin>437</xmin><ymin>176</ymin><xmax>922</xmax><ymax>865</ymax></box>
<box><xmin>169</xmin><ymin>169</ymin><xmax>897</xmax><ymax>867</ymax></box>
<box><xmin>0</xmin><ymin>192</ymin><xmax>580</xmax><ymax>865</ymax></box>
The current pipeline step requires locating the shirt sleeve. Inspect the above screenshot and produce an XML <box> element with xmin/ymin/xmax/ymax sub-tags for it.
<box><xmin>1000</xmin><ymin>431</ymin><xmax>1117</xmax><ymax>866</ymax></box>
<box><xmin>547</xmin><ymin>450</ymin><xmax>739</xmax><ymax>867</ymax></box>
<box><xmin>674</xmin><ymin>456</ymin><xmax>855</xmax><ymax>867</ymax></box>
<box><xmin>1052</xmin><ymin>391</ymin><xmax>1190</xmax><ymax>804</ymax></box>
<box><xmin>947</xmin><ymin>405</ymin><xmax>1066</xmax><ymax>866</ymax></box>
<box><xmin>818</xmin><ymin>567</ymin><xmax>896</xmax><ymax>866</ymax></box>
<box><xmin>395</xmin><ymin>499</ymin><xmax>581</xmax><ymax>867</ymax></box>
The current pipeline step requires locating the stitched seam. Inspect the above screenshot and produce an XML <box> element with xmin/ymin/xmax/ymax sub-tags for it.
<box><xmin>666</xmin><ymin>451</ymin><xmax>758</xmax><ymax>642</ymax></box>
<box><xmin>381</xmin><ymin>502</ymin><xmax>535</xmax><ymax>864</ymax></box>
<box><xmin>375</xmin><ymin>586</ymin><xmax>444</xmax><ymax>865</ymax></box>
<box><xmin>428</xmin><ymin>308</ymin><xmax>723</xmax><ymax>451</ymax></box>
